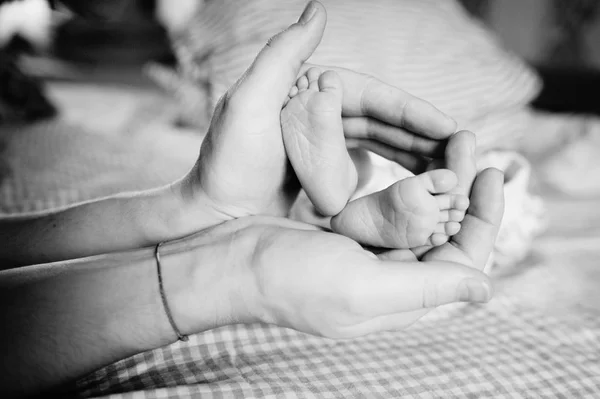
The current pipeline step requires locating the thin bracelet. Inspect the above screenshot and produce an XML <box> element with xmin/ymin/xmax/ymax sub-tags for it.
<box><xmin>155</xmin><ymin>242</ymin><xmax>189</xmax><ymax>342</ymax></box>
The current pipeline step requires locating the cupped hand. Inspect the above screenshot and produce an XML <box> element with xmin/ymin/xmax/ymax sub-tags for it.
<box><xmin>183</xmin><ymin>210</ymin><xmax>495</xmax><ymax>339</ymax></box>
<box><xmin>179</xmin><ymin>1</ymin><xmax>457</xmax><ymax>232</ymax></box>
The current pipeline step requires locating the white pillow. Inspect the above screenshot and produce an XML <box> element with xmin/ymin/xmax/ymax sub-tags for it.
<box><xmin>173</xmin><ymin>0</ymin><xmax>541</xmax><ymax>140</ymax></box>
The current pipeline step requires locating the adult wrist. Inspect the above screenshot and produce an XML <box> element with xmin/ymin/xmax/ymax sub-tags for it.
<box><xmin>157</xmin><ymin>222</ymin><xmax>254</xmax><ymax>338</ymax></box>
<box><xmin>132</xmin><ymin>179</ymin><xmax>212</xmax><ymax>248</ymax></box>
<box><xmin>148</xmin><ymin>175</ymin><xmax>233</xmax><ymax>244</ymax></box>
<box><xmin>157</xmin><ymin>234</ymin><xmax>209</xmax><ymax>338</ymax></box>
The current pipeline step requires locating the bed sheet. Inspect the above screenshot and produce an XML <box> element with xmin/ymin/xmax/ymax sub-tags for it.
<box><xmin>75</xmin><ymin>298</ymin><xmax>600</xmax><ymax>399</ymax></box>
<box><xmin>72</xmin><ymin>112</ymin><xmax>600</xmax><ymax>397</ymax></box>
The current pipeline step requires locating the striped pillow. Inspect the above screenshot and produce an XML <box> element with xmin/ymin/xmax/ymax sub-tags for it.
<box><xmin>173</xmin><ymin>0</ymin><xmax>541</xmax><ymax>146</ymax></box>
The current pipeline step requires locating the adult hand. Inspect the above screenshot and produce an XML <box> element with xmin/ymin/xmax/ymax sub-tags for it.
<box><xmin>177</xmin><ymin>1</ymin><xmax>457</xmax><ymax>233</ymax></box>
<box><xmin>178</xmin><ymin>169</ymin><xmax>501</xmax><ymax>339</ymax></box>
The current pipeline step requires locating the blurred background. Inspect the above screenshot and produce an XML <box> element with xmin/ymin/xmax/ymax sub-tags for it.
<box><xmin>1</xmin><ymin>0</ymin><xmax>599</xmax><ymax>125</ymax></box>
<box><xmin>2</xmin><ymin>0</ymin><xmax>600</xmax><ymax>122</ymax></box>
<box><xmin>470</xmin><ymin>0</ymin><xmax>600</xmax><ymax>113</ymax></box>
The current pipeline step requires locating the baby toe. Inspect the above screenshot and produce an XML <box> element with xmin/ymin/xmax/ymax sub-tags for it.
<box><xmin>448</xmin><ymin>209</ymin><xmax>466</xmax><ymax>222</ymax></box>
<box><xmin>317</xmin><ymin>70</ymin><xmax>342</xmax><ymax>91</ymax></box>
<box><xmin>435</xmin><ymin>194</ymin><xmax>469</xmax><ymax>211</ymax></box>
<box><xmin>435</xmin><ymin>221</ymin><xmax>461</xmax><ymax>236</ymax></box>
<box><xmin>289</xmin><ymin>85</ymin><xmax>299</xmax><ymax>98</ymax></box>
<box><xmin>454</xmin><ymin>195</ymin><xmax>470</xmax><ymax>210</ymax></box>
<box><xmin>306</xmin><ymin>67</ymin><xmax>322</xmax><ymax>83</ymax></box>
<box><xmin>417</xmin><ymin>169</ymin><xmax>458</xmax><ymax>195</ymax></box>
<box><xmin>435</xmin><ymin>194</ymin><xmax>453</xmax><ymax>210</ymax></box>
<box><xmin>446</xmin><ymin>221</ymin><xmax>461</xmax><ymax>235</ymax></box>
<box><xmin>439</xmin><ymin>210</ymin><xmax>450</xmax><ymax>222</ymax></box>
<box><xmin>429</xmin><ymin>233</ymin><xmax>449</xmax><ymax>246</ymax></box>
<box><xmin>439</xmin><ymin>209</ymin><xmax>466</xmax><ymax>223</ymax></box>
<box><xmin>308</xmin><ymin>76</ymin><xmax>320</xmax><ymax>91</ymax></box>
<box><xmin>296</xmin><ymin>75</ymin><xmax>309</xmax><ymax>91</ymax></box>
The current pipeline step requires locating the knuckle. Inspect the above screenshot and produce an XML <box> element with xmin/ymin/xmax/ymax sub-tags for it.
<box><xmin>266</xmin><ymin>28</ymin><xmax>288</xmax><ymax>48</ymax></box>
<box><xmin>359</xmin><ymin>75</ymin><xmax>377</xmax><ymax>114</ymax></box>
<box><xmin>365</xmin><ymin>118</ymin><xmax>377</xmax><ymax>139</ymax></box>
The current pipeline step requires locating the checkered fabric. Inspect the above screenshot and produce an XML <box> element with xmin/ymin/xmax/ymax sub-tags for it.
<box><xmin>75</xmin><ymin>296</ymin><xmax>600</xmax><ymax>398</ymax></box>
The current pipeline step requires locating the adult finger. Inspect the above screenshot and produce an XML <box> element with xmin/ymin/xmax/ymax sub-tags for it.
<box><xmin>305</xmin><ymin>65</ymin><xmax>457</xmax><ymax>139</ymax></box>
<box><xmin>342</xmin><ymin>117</ymin><xmax>447</xmax><ymax>157</ymax></box>
<box><xmin>448</xmin><ymin>168</ymin><xmax>505</xmax><ymax>269</ymax></box>
<box><xmin>445</xmin><ymin>130</ymin><xmax>478</xmax><ymax>197</ymax></box>
<box><xmin>234</xmin><ymin>1</ymin><xmax>327</xmax><ymax>109</ymax></box>
<box><xmin>348</xmin><ymin>259</ymin><xmax>493</xmax><ymax>316</ymax></box>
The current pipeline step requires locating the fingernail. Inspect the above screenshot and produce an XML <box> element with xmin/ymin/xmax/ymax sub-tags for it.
<box><xmin>456</xmin><ymin>279</ymin><xmax>492</xmax><ymax>303</ymax></box>
<box><xmin>298</xmin><ymin>1</ymin><xmax>318</xmax><ymax>24</ymax></box>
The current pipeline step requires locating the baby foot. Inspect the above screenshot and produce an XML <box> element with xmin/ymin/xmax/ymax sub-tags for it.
<box><xmin>331</xmin><ymin>169</ymin><xmax>470</xmax><ymax>249</ymax></box>
<box><xmin>281</xmin><ymin>67</ymin><xmax>357</xmax><ymax>216</ymax></box>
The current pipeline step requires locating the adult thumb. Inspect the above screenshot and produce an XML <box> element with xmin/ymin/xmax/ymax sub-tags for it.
<box><xmin>234</xmin><ymin>1</ymin><xmax>327</xmax><ymax>109</ymax></box>
<box><xmin>357</xmin><ymin>260</ymin><xmax>494</xmax><ymax>315</ymax></box>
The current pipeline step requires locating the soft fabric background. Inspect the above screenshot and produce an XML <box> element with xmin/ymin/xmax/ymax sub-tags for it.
<box><xmin>0</xmin><ymin>83</ymin><xmax>200</xmax><ymax>216</ymax></box>
<box><xmin>166</xmin><ymin>0</ymin><xmax>540</xmax><ymax>150</ymax></box>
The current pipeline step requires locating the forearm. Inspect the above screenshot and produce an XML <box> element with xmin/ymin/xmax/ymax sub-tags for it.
<box><xmin>0</xmin><ymin>179</ymin><xmax>218</xmax><ymax>268</ymax></box>
<box><xmin>0</xmin><ymin>230</ymin><xmax>222</xmax><ymax>397</ymax></box>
